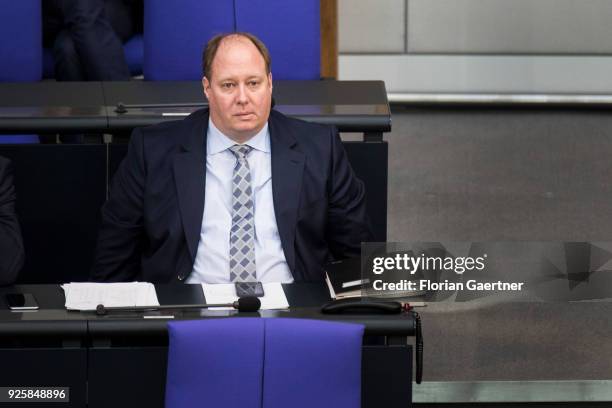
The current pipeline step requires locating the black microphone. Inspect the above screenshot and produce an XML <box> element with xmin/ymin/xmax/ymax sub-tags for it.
<box><xmin>95</xmin><ymin>296</ymin><xmax>261</xmax><ymax>316</ymax></box>
<box><xmin>234</xmin><ymin>296</ymin><xmax>261</xmax><ymax>312</ymax></box>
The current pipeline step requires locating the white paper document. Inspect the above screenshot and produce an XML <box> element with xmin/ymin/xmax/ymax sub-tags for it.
<box><xmin>201</xmin><ymin>283</ymin><xmax>289</xmax><ymax>310</ymax></box>
<box><xmin>62</xmin><ymin>282</ymin><xmax>160</xmax><ymax>311</ymax></box>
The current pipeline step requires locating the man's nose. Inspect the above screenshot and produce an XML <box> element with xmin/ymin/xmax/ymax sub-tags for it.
<box><xmin>236</xmin><ymin>84</ymin><xmax>249</xmax><ymax>104</ymax></box>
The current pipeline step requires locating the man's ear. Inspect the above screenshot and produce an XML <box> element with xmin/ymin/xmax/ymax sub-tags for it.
<box><xmin>202</xmin><ymin>76</ymin><xmax>210</xmax><ymax>99</ymax></box>
<box><xmin>268</xmin><ymin>72</ymin><xmax>273</xmax><ymax>91</ymax></box>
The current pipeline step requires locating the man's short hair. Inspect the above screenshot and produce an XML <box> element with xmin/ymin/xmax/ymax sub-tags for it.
<box><xmin>202</xmin><ymin>32</ymin><xmax>271</xmax><ymax>80</ymax></box>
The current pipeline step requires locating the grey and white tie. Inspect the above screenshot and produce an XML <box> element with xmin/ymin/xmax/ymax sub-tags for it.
<box><xmin>229</xmin><ymin>144</ymin><xmax>256</xmax><ymax>282</ymax></box>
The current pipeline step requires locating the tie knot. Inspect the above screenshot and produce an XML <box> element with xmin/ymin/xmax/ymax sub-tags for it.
<box><xmin>229</xmin><ymin>144</ymin><xmax>253</xmax><ymax>160</ymax></box>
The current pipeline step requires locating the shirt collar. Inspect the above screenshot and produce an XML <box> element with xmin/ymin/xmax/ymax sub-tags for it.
<box><xmin>207</xmin><ymin>119</ymin><xmax>270</xmax><ymax>155</ymax></box>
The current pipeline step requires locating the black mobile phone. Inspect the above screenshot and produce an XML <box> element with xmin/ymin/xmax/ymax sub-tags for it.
<box><xmin>5</xmin><ymin>293</ymin><xmax>39</xmax><ymax>310</ymax></box>
<box><xmin>235</xmin><ymin>282</ymin><xmax>265</xmax><ymax>298</ymax></box>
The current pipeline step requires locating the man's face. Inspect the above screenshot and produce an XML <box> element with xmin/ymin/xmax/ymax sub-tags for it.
<box><xmin>202</xmin><ymin>37</ymin><xmax>273</xmax><ymax>143</ymax></box>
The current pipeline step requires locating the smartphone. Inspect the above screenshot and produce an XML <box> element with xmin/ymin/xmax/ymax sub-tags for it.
<box><xmin>235</xmin><ymin>282</ymin><xmax>265</xmax><ymax>298</ymax></box>
<box><xmin>5</xmin><ymin>293</ymin><xmax>39</xmax><ymax>311</ymax></box>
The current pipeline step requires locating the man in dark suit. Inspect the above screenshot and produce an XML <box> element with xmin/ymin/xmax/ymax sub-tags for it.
<box><xmin>91</xmin><ymin>32</ymin><xmax>372</xmax><ymax>283</ymax></box>
<box><xmin>0</xmin><ymin>156</ymin><xmax>24</xmax><ymax>285</ymax></box>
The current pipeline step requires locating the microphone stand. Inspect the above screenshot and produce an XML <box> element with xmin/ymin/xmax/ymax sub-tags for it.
<box><xmin>98</xmin><ymin>303</ymin><xmax>234</xmax><ymax>313</ymax></box>
<box><xmin>95</xmin><ymin>297</ymin><xmax>261</xmax><ymax>315</ymax></box>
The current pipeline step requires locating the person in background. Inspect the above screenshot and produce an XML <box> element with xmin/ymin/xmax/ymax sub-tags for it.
<box><xmin>0</xmin><ymin>156</ymin><xmax>24</xmax><ymax>286</ymax></box>
<box><xmin>43</xmin><ymin>0</ymin><xmax>141</xmax><ymax>81</ymax></box>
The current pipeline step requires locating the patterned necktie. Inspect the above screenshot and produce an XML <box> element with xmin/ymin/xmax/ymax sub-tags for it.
<box><xmin>228</xmin><ymin>144</ymin><xmax>256</xmax><ymax>282</ymax></box>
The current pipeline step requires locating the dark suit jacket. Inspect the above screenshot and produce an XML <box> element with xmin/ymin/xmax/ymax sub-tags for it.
<box><xmin>91</xmin><ymin>109</ymin><xmax>372</xmax><ymax>283</ymax></box>
<box><xmin>0</xmin><ymin>157</ymin><xmax>24</xmax><ymax>286</ymax></box>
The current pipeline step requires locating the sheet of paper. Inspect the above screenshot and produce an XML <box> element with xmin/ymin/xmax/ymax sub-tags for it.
<box><xmin>202</xmin><ymin>283</ymin><xmax>289</xmax><ymax>310</ymax></box>
<box><xmin>61</xmin><ymin>282</ymin><xmax>160</xmax><ymax>311</ymax></box>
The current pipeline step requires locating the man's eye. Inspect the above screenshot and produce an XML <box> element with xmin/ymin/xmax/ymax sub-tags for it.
<box><xmin>248</xmin><ymin>81</ymin><xmax>259</xmax><ymax>87</ymax></box>
<box><xmin>221</xmin><ymin>83</ymin><xmax>235</xmax><ymax>89</ymax></box>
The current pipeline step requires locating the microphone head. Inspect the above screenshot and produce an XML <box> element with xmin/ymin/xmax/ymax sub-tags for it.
<box><xmin>235</xmin><ymin>296</ymin><xmax>261</xmax><ymax>312</ymax></box>
<box><xmin>95</xmin><ymin>304</ymin><xmax>107</xmax><ymax>316</ymax></box>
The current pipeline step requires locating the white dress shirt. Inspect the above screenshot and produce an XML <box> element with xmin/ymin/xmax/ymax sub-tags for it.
<box><xmin>187</xmin><ymin>120</ymin><xmax>294</xmax><ymax>284</ymax></box>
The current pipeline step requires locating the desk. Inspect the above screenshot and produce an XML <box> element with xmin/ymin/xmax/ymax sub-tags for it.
<box><xmin>103</xmin><ymin>80</ymin><xmax>391</xmax><ymax>138</ymax></box>
<box><xmin>0</xmin><ymin>284</ymin><xmax>414</xmax><ymax>408</ymax></box>
<box><xmin>0</xmin><ymin>82</ymin><xmax>107</xmax><ymax>133</ymax></box>
<box><xmin>0</xmin><ymin>80</ymin><xmax>391</xmax><ymax>139</ymax></box>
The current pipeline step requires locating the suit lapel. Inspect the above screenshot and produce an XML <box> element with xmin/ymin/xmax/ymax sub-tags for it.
<box><xmin>269</xmin><ymin>111</ymin><xmax>305</xmax><ymax>277</ymax></box>
<box><xmin>173</xmin><ymin>111</ymin><xmax>208</xmax><ymax>262</ymax></box>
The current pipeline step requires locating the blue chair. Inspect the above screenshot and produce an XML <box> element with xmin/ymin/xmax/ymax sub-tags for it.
<box><xmin>165</xmin><ymin>318</ymin><xmax>363</xmax><ymax>408</ymax></box>
<box><xmin>0</xmin><ymin>1</ymin><xmax>42</xmax><ymax>82</ymax></box>
<box><xmin>0</xmin><ymin>1</ymin><xmax>41</xmax><ymax>144</ymax></box>
<box><xmin>262</xmin><ymin>318</ymin><xmax>363</xmax><ymax>408</ymax></box>
<box><xmin>143</xmin><ymin>0</ymin><xmax>234</xmax><ymax>80</ymax></box>
<box><xmin>143</xmin><ymin>0</ymin><xmax>320</xmax><ymax>81</ymax></box>
<box><xmin>234</xmin><ymin>0</ymin><xmax>320</xmax><ymax>80</ymax></box>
